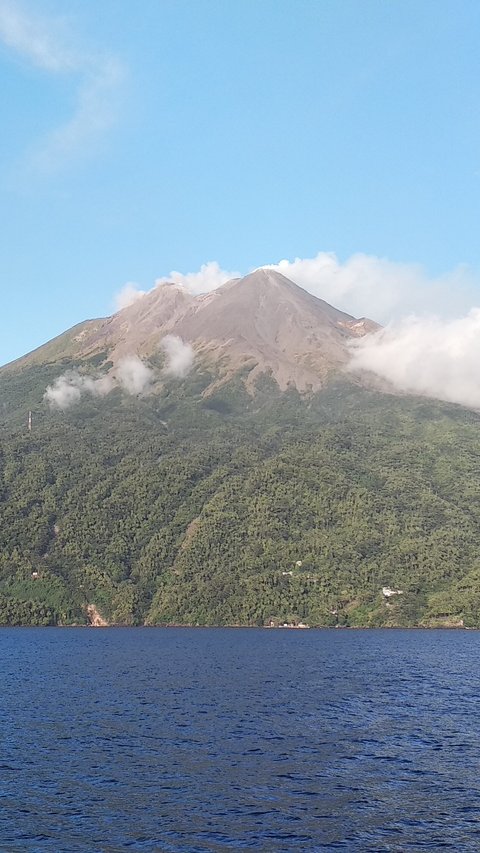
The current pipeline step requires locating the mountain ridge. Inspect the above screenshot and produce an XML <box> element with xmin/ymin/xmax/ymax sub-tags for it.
<box><xmin>2</xmin><ymin>269</ymin><xmax>380</xmax><ymax>393</ymax></box>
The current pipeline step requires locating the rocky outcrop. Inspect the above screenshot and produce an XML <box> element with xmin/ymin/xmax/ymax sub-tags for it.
<box><xmin>86</xmin><ymin>604</ymin><xmax>109</xmax><ymax>627</ymax></box>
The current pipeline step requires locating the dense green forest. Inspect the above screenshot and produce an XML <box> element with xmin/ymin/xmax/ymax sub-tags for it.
<box><xmin>1</xmin><ymin>359</ymin><xmax>480</xmax><ymax>627</ymax></box>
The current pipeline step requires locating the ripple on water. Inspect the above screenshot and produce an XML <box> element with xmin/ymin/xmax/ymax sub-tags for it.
<box><xmin>1</xmin><ymin>627</ymin><xmax>480</xmax><ymax>851</ymax></box>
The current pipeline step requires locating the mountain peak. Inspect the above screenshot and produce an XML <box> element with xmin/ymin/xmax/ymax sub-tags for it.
<box><xmin>3</xmin><ymin>268</ymin><xmax>378</xmax><ymax>393</ymax></box>
<box><xmin>222</xmin><ymin>267</ymin><xmax>308</xmax><ymax>295</ymax></box>
<box><xmin>175</xmin><ymin>269</ymin><xmax>364</xmax><ymax>390</ymax></box>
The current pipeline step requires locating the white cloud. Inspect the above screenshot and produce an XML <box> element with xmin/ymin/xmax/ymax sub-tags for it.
<box><xmin>112</xmin><ymin>261</ymin><xmax>239</xmax><ymax>314</ymax></box>
<box><xmin>115</xmin><ymin>282</ymin><xmax>147</xmax><ymax>311</ymax></box>
<box><xmin>155</xmin><ymin>261</ymin><xmax>239</xmax><ymax>295</ymax></box>
<box><xmin>44</xmin><ymin>370</ymin><xmax>113</xmax><ymax>410</ymax></box>
<box><xmin>45</xmin><ymin>357</ymin><xmax>153</xmax><ymax>409</ymax></box>
<box><xmin>44</xmin><ymin>375</ymin><xmax>82</xmax><ymax>410</ymax></box>
<box><xmin>115</xmin><ymin>356</ymin><xmax>153</xmax><ymax>395</ymax></box>
<box><xmin>262</xmin><ymin>253</ymin><xmax>479</xmax><ymax>323</ymax></box>
<box><xmin>0</xmin><ymin>0</ymin><xmax>125</xmax><ymax>170</ymax></box>
<box><xmin>114</xmin><ymin>253</ymin><xmax>479</xmax><ymax>323</ymax></box>
<box><xmin>33</xmin><ymin>57</ymin><xmax>124</xmax><ymax>170</ymax></box>
<box><xmin>161</xmin><ymin>335</ymin><xmax>194</xmax><ymax>377</ymax></box>
<box><xmin>349</xmin><ymin>309</ymin><xmax>480</xmax><ymax>409</ymax></box>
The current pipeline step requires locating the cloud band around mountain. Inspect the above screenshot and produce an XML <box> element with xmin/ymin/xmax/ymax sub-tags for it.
<box><xmin>116</xmin><ymin>252</ymin><xmax>479</xmax><ymax>323</ymax></box>
<box><xmin>113</xmin><ymin>252</ymin><xmax>480</xmax><ymax>412</ymax></box>
<box><xmin>349</xmin><ymin>309</ymin><xmax>480</xmax><ymax>409</ymax></box>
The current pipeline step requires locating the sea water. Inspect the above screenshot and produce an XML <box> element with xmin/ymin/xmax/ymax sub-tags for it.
<box><xmin>0</xmin><ymin>627</ymin><xmax>479</xmax><ymax>851</ymax></box>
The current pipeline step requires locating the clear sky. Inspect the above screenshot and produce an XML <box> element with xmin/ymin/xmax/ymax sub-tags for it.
<box><xmin>1</xmin><ymin>0</ymin><xmax>480</xmax><ymax>365</ymax></box>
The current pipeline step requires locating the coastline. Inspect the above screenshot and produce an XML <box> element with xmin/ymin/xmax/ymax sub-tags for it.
<box><xmin>0</xmin><ymin>623</ymin><xmax>477</xmax><ymax>630</ymax></box>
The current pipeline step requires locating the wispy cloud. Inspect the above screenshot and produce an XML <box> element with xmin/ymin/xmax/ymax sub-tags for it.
<box><xmin>44</xmin><ymin>356</ymin><xmax>154</xmax><ymax>409</ymax></box>
<box><xmin>0</xmin><ymin>0</ymin><xmax>125</xmax><ymax>171</ymax></box>
<box><xmin>155</xmin><ymin>261</ymin><xmax>240</xmax><ymax>295</ymax></box>
<box><xmin>161</xmin><ymin>335</ymin><xmax>194</xmax><ymax>378</ymax></box>
<box><xmin>113</xmin><ymin>261</ymin><xmax>239</xmax><ymax>311</ymax></box>
<box><xmin>44</xmin><ymin>370</ymin><xmax>113</xmax><ymax>410</ymax></box>
<box><xmin>115</xmin><ymin>283</ymin><xmax>147</xmax><ymax>311</ymax></box>
<box><xmin>114</xmin><ymin>356</ymin><xmax>154</xmax><ymax>396</ymax></box>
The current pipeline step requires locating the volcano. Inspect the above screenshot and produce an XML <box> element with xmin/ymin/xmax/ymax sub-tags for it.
<box><xmin>4</xmin><ymin>269</ymin><xmax>379</xmax><ymax>392</ymax></box>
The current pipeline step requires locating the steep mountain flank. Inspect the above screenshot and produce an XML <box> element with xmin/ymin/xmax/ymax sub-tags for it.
<box><xmin>2</xmin><ymin>270</ymin><xmax>379</xmax><ymax>392</ymax></box>
<box><xmin>3</xmin><ymin>270</ymin><xmax>478</xmax><ymax>630</ymax></box>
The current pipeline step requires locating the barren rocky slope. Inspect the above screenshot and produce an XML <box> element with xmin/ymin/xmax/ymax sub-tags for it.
<box><xmin>3</xmin><ymin>269</ymin><xmax>379</xmax><ymax>392</ymax></box>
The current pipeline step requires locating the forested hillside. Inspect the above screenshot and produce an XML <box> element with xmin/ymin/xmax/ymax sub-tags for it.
<box><xmin>1</xmin><ymin>359</ymin><xmax>480</xmax><ymax>627</ymax></box>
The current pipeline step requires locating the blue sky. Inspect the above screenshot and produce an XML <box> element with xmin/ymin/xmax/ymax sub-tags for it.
<box><xmin>2</xmin><ymin>0</ymin><xmax>480</xmax><ymax>365</ymax></box>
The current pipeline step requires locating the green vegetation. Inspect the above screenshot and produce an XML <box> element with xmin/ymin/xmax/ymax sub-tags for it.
<box><xmin>1</xmin><ymin>362</ymin><xmax>480</xmax><ymax>627</ymax></box>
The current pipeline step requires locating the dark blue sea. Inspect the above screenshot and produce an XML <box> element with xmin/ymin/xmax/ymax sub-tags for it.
<box><xmin>1</xmin><ymin>628</ymin><xmax>479</xmax><ymax>852</ymax></box>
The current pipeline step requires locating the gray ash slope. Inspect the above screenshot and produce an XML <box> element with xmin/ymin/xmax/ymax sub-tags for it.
<box><xmin>3</xmin><ymin>269</ymin><xmax>379</xmax><ymax>393</ymax></box>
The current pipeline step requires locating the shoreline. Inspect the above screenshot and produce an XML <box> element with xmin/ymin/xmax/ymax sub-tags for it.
<box><xmin>0</xmin><ymin>623</ymin><xmax>478</xmax><ymax>630</ymax></box>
